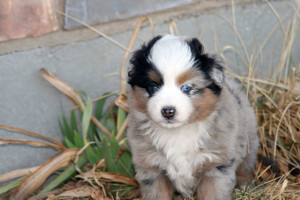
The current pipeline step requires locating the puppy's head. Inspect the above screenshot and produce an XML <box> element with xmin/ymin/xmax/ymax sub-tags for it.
<box><xmin>128</xmin><ymin>35</ymin><xmax>224</xmax><ymax>128</ymax></box>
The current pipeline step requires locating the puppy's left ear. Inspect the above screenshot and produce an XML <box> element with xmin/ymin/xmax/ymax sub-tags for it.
<box><xmin>210</xmin><ymin>63</ymin><xmax>224</xmax><ymax>88</ymax></box>
<box><xmin>186</xmin><ymin>37</ymin><xmax>225</xmax><ymax>88</ymax></box>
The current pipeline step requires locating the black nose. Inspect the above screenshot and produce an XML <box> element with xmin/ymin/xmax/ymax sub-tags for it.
<box><xmin>161</xmin><ymin>107</ymin><xmax>176</xmax><ymax>119</ymax></box>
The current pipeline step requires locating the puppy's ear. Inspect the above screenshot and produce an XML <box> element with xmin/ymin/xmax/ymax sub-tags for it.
<box><xmin>210</xmin><ymin>64</ymin><xmax>224</xmax><ymax>88</ymax></box>
<box><xmin>128</xmin><ymin>35</ymin><xmax>162</xmax><ymax>88</ymax></box>
<box><xmin>186</xmin><ymin>38</ymin><xmax>224</xmax><ymax>88</ymax></box>
<box><xmin>128</xmin><ymin>65</ymin><xmax>134</xmax><ymax>78</ymax></box>
<box><xmin>127</xmin><ymin>65</ymin><xmax>135</xmax><ymax>87</ymax></box>
<box><xmin>186</xmin><ymin>37</ymin><xmax>205</xmax><ymax>57</ymax></box>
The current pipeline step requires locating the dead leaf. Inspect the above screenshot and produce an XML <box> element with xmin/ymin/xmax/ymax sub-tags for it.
<box><xmin>11</xmin><ymin>148</ymin><xmax>79</xmax><ymax>199</ymax></box>
<box><xmin>0</xmin><ymin>125</ymin><xmax>64</xmax><ymax>149</ymax></box>
<box><xmin>58</xmin><ymin>185</ymin><xmax>93</xmax><ymax>197</ymax></box>
<box><xmin>77</xmin><ymin>171</ymin><xmax>138</xmax><ymax>187</ymax></box>
<box><xmin>39</xmin><ymin>68</ymin><xmax>111</xmax><ymax>137</ymax></box>
<box><xmin>0</xmin><ymin>165</ymin><xmax>40</xmax><ymax>183</ymax></box>
<box><xmin>0</xmin><ymin>138</ymin><xmax>64</xmax><ymax>151</ymax></box>
<box><xmin>91</xmin><ymin>189</ymin><xmax>112</xmax><ymax>200</ymax></box>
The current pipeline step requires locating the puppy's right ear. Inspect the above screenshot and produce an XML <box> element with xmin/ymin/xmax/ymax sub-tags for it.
<box><xmin>128</xmin><ymin>65</ymin><xmax>134</xmax><ymax>78</ymax></box>
<box><xmin>127</xmin><ymin>65</ymin><xmax>135</xmax><ymax>87</ymax></box>
<box><xmin>128</xmin><ymin>35</ymin><xmax>162</xmax><ymax>88</ymax></box>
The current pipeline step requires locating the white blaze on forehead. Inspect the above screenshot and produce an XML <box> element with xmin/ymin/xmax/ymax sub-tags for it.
<box><xmin>149</xmin><ymin>35</ymin><xmax>195</xmax><ymax>84</ymax></box>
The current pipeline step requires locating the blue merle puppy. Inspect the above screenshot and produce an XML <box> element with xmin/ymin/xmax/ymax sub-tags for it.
<box><xmin>126</xmin><ymin>35</ymin><xmax>259</xmax><ymax>200</ymax></box>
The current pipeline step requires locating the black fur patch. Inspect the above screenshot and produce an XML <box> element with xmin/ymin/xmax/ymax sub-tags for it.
<box><xmin>207</xmin><ymin>82</ymin><xmax>222</xmax><ymax>96</ymax></box>
<box><xmin>258</xmin><ymin>154</ymin><xmax>281</xmax><ymax>177</ymax></box>
<box><xmin>128</xmin><ymin>35</ymin><xmax>163</xmax><ymax>97</ymax></box>
<box><xmin>289</xmin><ymin>158</ymin><xmax>300</xmax><ymax>177</ymax></box>
<box><xmin>186</xmin><ymin>38</ymin><xmax>224</xmax><ymax>96</ymax></box>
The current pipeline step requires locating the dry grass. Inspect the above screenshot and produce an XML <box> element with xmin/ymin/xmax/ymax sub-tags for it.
<box><xmin>233</xmin><ymin>79</ymin><xmax>300</xmax><ymax>199</ymax></box>
<box><xmin>0</xmin><ymin>1</ymin><xmax>299</xmax><ymax>199</ymax></box>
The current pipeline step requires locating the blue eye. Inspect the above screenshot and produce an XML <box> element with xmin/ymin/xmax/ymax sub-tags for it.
<box><xmin>147</xmin><ymin>85</ymin><xmax>159</xmax><ymax>95</ymax></box>
<box><xmin>181</xmin><ymin>84</ymin><xmax>192</xmax><ymax>93</ymax></box>
<box><xmin>151</xmin><ymin>85</ymin><xmax>159</xmax><ymax>92</ymax></box>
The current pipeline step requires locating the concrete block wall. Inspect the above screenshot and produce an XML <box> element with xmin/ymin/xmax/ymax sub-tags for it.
<box><xmin>0</xmin><ymin>0</ymin><xmax>299</xmax><ymax>178</ymax></box>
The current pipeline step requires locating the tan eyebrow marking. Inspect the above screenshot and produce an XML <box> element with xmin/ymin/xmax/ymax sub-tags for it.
<box><xmin>148</xmin><ymin>70</ymin><xmax>162</xmax><ymax>84</ymax></box>
<box><xmin>176</xmin><ymin>68</ymin><xmax>201</xmax><ymax>85</ymax></box>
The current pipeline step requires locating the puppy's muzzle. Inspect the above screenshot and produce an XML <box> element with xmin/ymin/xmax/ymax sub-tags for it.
<box><xmin>161</xmin><ymin>107</ymin><xmax>176</xmax><ymax>119</ymax></box>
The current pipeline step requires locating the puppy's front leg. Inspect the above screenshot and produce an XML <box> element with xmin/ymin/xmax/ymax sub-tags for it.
<box><xmin>197</xmin><ymin>168</ymin><xmax>236</xmax><ymax>200</ymax></box>
<box><xmin>135</xmin><ymin>166</ymin><xmax>174</xmax><ymax>200</ymax></box>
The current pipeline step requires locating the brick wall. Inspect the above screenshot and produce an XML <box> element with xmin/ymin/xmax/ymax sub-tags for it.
<box><xmin>0</xmin><ymin>0</ymin><xmax>58</xmax><ymax>42</ymax></box>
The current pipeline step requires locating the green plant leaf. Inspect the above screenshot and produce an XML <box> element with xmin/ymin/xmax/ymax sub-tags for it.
<box><xmin>0</xmin><ymin>177</ymin><xmax>25</xmax><ymax>196</ymax></box>
<box><xmin>117</xmin><ymin>107</ymin><xmax>127</xmax><ymax>132</ymax></box>
<box><xmin>77</xmin><ymin>90</ymin><xmax>88</xmax><ymax>101</ymax></box>
<box><xmin>73</xmin><ymin>130</ymin><xmax>84</xmax><ymax>148</ymax></box>
<box><xmin>70</xmin><ymin>109</ymin><xmax>78</xmax><ymax>133</ymax></box>
<box><xmin>38</xmin><ymin>155</ymin><xmax>88</xmax><ymax>194</ymax></box>
<box><xmin>119</xmin><ymin>150</ymin><xmax>134</xmax><ymax>177</ymax></box>
<box><xmin>88</xmin><ymin>122</ymin><xmax>97</xmax><ymax>142</ymax></box>
<box><xmin>101</xmin><ymin>109</ymin><xmax>117</xmax><ymax>134</ymax></box>
<box><xmin>82</xmin><ymin>97</ymin><xmax>93</xmax><ymax>144</ymax></box>
<box><xmin>62</xmin><ymin>139</ymin><xmax>68</xmax><ymax>148</ymax></box>
<box><xmin>93</xmin><ymin>145</ymin><xmax>102</xmax><ymax>158</ymax></box>
<box><xmin>59</xmin><ymin>117</ymin><xmax>71</xmax><ymax>147</ymax></box>
<box><xmin>101</xmin><ymin>135</ymin><xmax>131</xmax><ymax>176</ymax></box>
<box><xmin>101</xmin><ymin>136</ymin><xmax>120</xmax><ymax>173</ymax></box>
<box><xmin>62</xmin><ymin>116</ymin><xmax>73</xmax><ymax>143</ymax></box>
<box><xmin>95</xmin><ymin>94</ymin><xmax>109</xmax><ymax>120</ymax></box>
<box><xmin>64</xmin><ymin>136</ymin><xmax>76</xmax><ymax>148</ymax></box>
<box><xmin>85</xmin><ymin>145</ymin><xmax>101</xmax><ymax>165</ymax></box>
<box><xmin>58</xmin><ymin>117</ymin><xmax>65</xmax><ymax>137</ymax></box>
<box><xmin>94</xmin><ymin>135</ymin><xmax>102</xmax><ymax>149</ymax></box>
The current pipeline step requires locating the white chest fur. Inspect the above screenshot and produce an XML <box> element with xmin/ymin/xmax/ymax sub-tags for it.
<box><xmin>148</xmin><ymin>122</ymin><xmax>216</xmax><ymax>196</ymax></box>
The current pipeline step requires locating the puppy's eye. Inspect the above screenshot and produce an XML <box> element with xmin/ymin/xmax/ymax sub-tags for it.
<box><xmin>147</xmin><ymin>85</ymin><xmax>159</xmax><ymax>95</ymax></box>
<box><xmin>181</xmin><ymin>84</ymin><xmax>192</xmax><ymax>93</ymax></box>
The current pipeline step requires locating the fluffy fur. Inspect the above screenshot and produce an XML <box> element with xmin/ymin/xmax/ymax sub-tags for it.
<box><xmin>127</xmin><ymin>35</ymin><xmax>259</xmax><ymax>200</ymax></box>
